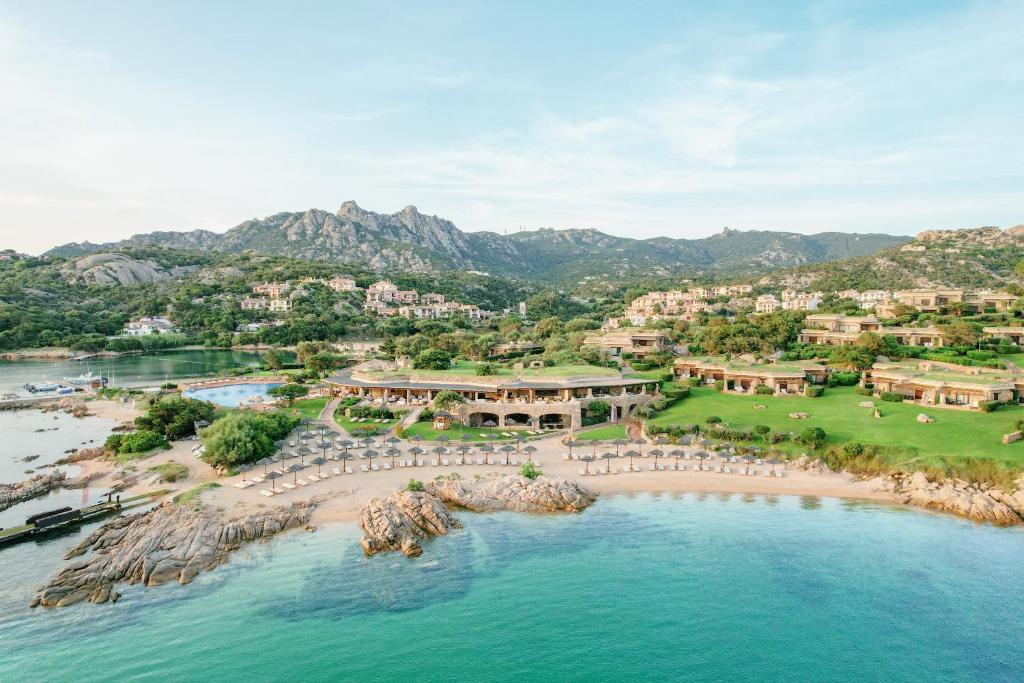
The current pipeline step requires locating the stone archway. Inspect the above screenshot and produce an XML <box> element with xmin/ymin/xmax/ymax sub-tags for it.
<box><xmin>467</xmin><ymin>412</ymin><xmax>500</xmax><ymax>427</ymax></box>
<box><xmin>539</xmin><ymin>413</ymin><xmax>569</xmax><ymax>429</ymax></box>
<box><xmin>505</xmin><ymin>412</ymin><xmax>531</xmax><ymax>426</ymax></box>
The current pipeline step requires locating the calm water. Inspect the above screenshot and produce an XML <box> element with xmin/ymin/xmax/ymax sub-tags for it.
<box><xmin>0</xmin><ymin>493</ymin><xmax>1021</xmax><ymax>682</ymax></box>
<box><xmin>183</xmin><ymin>382</ymin><xmax>284</xmax><ymax>408</ymax></box>
<box><xmin>0</xmin><ymin>349</ymin><xmax>274</xmax><ymax>395</ymax></box>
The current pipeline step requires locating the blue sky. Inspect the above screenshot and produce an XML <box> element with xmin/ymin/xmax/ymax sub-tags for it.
<box><xmin>1</xmin><ymin>0</ymin><xmax>1021</xmax><ymax>253</ymax></box>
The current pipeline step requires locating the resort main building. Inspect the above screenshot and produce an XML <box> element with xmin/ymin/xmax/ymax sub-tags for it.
<box><xmin>325</xmin><ymin>363</ymin><xmax>660</xmax><ymax>431</ymax></box>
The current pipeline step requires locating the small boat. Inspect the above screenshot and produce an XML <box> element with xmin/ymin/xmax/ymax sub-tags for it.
<box><xmin>64</xmin><ymin>371</ymin><xmax>107</xmax><ymax>387</ymax></box>
<box><xmin>56</xmin><ymin>386</ymin><xmax>75</xmax><ymax>395</ymax></box>
<box><xmin>23</xmin><ymin>382</ymin><xmax>60</xmax><ymax>393</ymax></box>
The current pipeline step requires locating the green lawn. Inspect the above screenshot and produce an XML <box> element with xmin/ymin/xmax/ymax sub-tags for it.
<box><xmin>648</xmin><ymin>386</ymin><xmax>1024</xmax><ymax>467</ymax></box>
<box><xmin>402</xmin><ymin>422</ymin><xmax>522</xmax><ymax>442</ymax></box>
<box><xmin>288</xmin><ymin>397</ymin><xmax>329</xmax><ymax>421</ymax></box>
<box><xmin>576</xmin><ymin>424</ymin><xmax>628</xmax><ymax>441</ymax></box>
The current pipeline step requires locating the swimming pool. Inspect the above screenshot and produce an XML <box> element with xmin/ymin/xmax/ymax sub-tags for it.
<box><xmin>182</xmin><ymin>382</ymin><xmax>284</xmax><ymax>408</ymax></box>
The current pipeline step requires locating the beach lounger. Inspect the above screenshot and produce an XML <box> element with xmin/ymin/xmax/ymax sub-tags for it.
<box><xmin>487</xmin><ymin>458</ymin><xmax>496</xmax><ymax>466</ymax></box>
<box><xmin>332</xmin><ymin>467</ymin><xmax>342</xmax><ymax>476</ymax></box>
<box><xmin>297</xmin><ymin>479</ymin><xmax>309</xmax><ymax>486</ymax></box>
<box><xmin>658</xmin><ymin>464</ymin><xmax>666</xmax><ymax>471</ymax></box>
<box><xmin>724</xmin><ymin>467</ymin><xmax>732</xmax><ymax>474</ymax></box>
<box><xmin>510</xmin><ymin>459</ymin><xmax>518</xmax><ymax>466</ymax></box>
<box><xmin>259</xmin><ymin>490</ymin><xmax>274</xmax><ymax>497</ymax></box>
<box><xmin>282</xmin><ymin>483</ymin><xmax>296</xmax><ymax>490</ymax></box>
<box><xmin>578</xmin><ymin>469</ymin><xmax>586</xmax><ymax>476</ymax></box>
<box><xmin>233</xmin><ymin>482</ymin><xmax>247</xmax><ymax>489</ymax></box>
<box><xmin>476</xmin><ymin>458</ymin><xmax>484</xmax><ymax>465</ymax></box>
<box><xmin>372</xmin><ymin>464</ymin><xmax>380</xmax><ymax>471</ymax></box>
<box><xmin>764</xmin><ymin>470</ymin><xmax>772</xmax><ymax>477</ymax></box>
<box><xmin>417</xmin><ymin>459</ymin><xmax>425</xmax><ymax>467</ymax></box>
<box><xmin>442</xmin><ymin>459</ymin><xmax>450</xmax><ymax>466</ymax></box>
<box><xmin>251</xmin><ymin>476</ymin><xmax>265</xmax><ymax>484</ymax></box>
<box><xmin>775</xmin><ymin>470</ymin><xmax>784</xmax><ymax>478</ymax></box>
<box><xmin>345</xmin><ymin>467</ymin><xmax>354</xmax><ymax>474</ymax></box>
<box><xmin>360</xmin><ymin>465</ymin><xmax>369</xmax><ymax>472</ymax></box>
<box><xmin>383</xmin><ymin>463</ymin><xmax>392</xmax><ymax>470</ymax></box>
<box><xmin>431</xmin><ymin>459</ymin><xmax>438</xmax><ymax>466</ymax></box>
<box><xmin>647</xmin><ymin>464</ymin><xmax>655</xmax><ymax>471</ymax></box>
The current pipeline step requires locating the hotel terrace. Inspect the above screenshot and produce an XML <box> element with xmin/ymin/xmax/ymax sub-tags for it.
<box><xmin>866</xmin><ymin>360</ymin><xmax>1024</xmax><ymax>410</ymax></box>
<box><xmin>876</xmin><ymin>288</ymin><xmax>1017</xmax><ymax>317</ymax></box>
<box><xmin>582</xmin><ymin>328</ymin><xmax>669</xmax><ymax>360</ymax></box>
<box><xmin>325</xmin><ymin>362</ymin><xmax>660</xmax><ymax>431</ymax></box>
<box><xmin>674</xmin><ymin>356</ymin><xmax>828</xmax><ymax>395</ymax></box>
<box><xmin>798</xmin><ymin>314</ymin><xmax>946</xmax><ymax>347</ymax></box>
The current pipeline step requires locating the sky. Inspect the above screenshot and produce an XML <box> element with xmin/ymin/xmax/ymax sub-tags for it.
<box><xmin>0</xmin><ymin>0</ymin><xmax>1022</xmax><ymax>254</ymax></box>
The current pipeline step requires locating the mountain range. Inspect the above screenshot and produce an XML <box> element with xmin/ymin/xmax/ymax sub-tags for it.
<box><xmin>44</xmin><ymin>201</ymin><xmax>911</xmax><ymax>283</ymax></box>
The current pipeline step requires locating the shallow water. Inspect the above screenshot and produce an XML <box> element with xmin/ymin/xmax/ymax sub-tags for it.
<box><xmin>0</xmin><ymin>493</ymin><xmax>1021</xmax><ymax>682</ymax></box>
<box><xmin>0</xmin><ymin>349</ymin><xmax>272</xmax><ymax>395</ymax></box>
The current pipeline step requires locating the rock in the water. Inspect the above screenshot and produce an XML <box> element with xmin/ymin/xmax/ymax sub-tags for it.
<box><xmin>865</xmin><ymin>472</ymin><xmax>1024</xmax><ymax>526</ymax></box>
<box><xmin>33</xmin><ymin>500</ymin><xmax>316</xmax><ymax>607</ymax></box>
<box><xmin>359</xmin><ymin>490</ymin><xmax>461</xmax><ymax>558</ymax></box>
<box><xmin>0</xmin><ymin>470</ymin><xmax>67</xmax><ymax>512</ymax></box>
<box><xmin>427</xmin><ymin>474</ymin><xmax>594</xmax><ymax>513</ymax></box>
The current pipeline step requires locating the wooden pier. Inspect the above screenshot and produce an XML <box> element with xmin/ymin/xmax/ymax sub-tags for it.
<box><xmin>0</xmin><ymin>490</ymin><xmax>169</xmax><ymax>547</ymax></box>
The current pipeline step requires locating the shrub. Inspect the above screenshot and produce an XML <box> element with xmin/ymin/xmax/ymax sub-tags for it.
<box><xmin>754</xmin><ymin>385</ymin><xmax>774</xmax><ymax>395</ymax></box>
<box><xmin>713</xmin><ymin>380</ymin><xmax>725</xmax><ymax>392</ymax></box>
<box><xmin>406</xmin><ymin>479</ymin><xmax>424</xmax><ymax>492</ymax></box>
<box><xmin>412</xmin><ymin>348</ymin><xmax>452</xmax><ymax>370</ymax></box>
<box><xmin>753</xmin><ymin>424</ymin><xmax>770</xmax><ymax>436</ymax></box>
<box><xmin>831</xmin><ymin>371</ymin><xmax>861</xmax><ymax>386</ymax></box>
<box><xmin>433</xmin><ymin>390</ymin><xmax>467</xmax><ymax>412</ymax></box>
<box><xmin>799</xmin><ymin>426</ymin><xmax>827</xmax><ymax>449</ymax></box>
<box><xmin>520</xmin><ymin>462</ymin><xmax>542</xmax><ymax>479</ymax></box>
<box><xmin>705</xmin><ymin>415</ymin><xmax>722</xmax><ymax>424</ymax></box>
<box><xmin>104</xmin><ymin>434</ymin><xmax>123</xmax><ymax>452</ymax></box>
<box><xmin>687</xmin><ymin>377</ymin><xmax>701</xmax><ymax>387</ymax></box>
<box><xmin>418</xmin><ymin>408</ymin><xmax>435</xmax><ymax>422</ymax></box>
<box><xmin>200</xmin><ymin>410</ymin><xmax>299</xmax><ymax>468</ymax></box>
<box><xmin>267</xmin><ymin>383</ymin><xmax>310</xmax><ymax>405</ymax></box>
<box><xmin>135</xmin><ymin>396</ymin><xmax>216</xmax><ymax>440</ymax></box>
<box><xmin>148</xmin><ymin>462</ymin><xmax>188</xmax><ymax>482</ymax></box>
<box><xmin>475</xmin><ymin>362</ymin><xmax>496</xmax><ymax>376</ymax></box>
<box><xmin>978</xmin><ymin>400</ymin><xmax>1001</xmax><ymax>413</ymax></box>
<box><xmin>854</xmin><ymin>386</ymin><xmax>872</xmax><ymax>396</ymax></box>
<box><xmin>843</xmin><ymin>442</ymin><xmax>865</xmax><ymax>457</ymax></box>
<box><xmin>805</xmin><ymin>386</ymin><xmax>824</xmax><ymax>398</ymax></box>
<box><xmin>118</xmin><ymin>430</ymin><xmax>169</xmax><ymax>454</ymax></box>
<box><xmin>880</xmin><ymin>392</ymin><xmax>905</xmax><ymax>402</ymax></box>
<box><xmin>160</xmin><ymin>382</ymin><xmax>178</xmax><ymax>390</ymax></box>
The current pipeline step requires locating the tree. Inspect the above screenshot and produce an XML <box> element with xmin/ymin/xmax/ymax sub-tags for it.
<box><xmin>800</xmin><ymin>426</ymin><xmax>827</xmax><ymax>449</ymax></box>
<box><xmin>135</xmin><ymin>396</ymin><xmax>216</xmax><ymax>441</ymax></box>
<box><xmin>413</xmin><ymin>348</ymin><xmax>453</xmax><ymax>370</ymax></box>
<box><xmin>305</xmin><ymin>351</ymin><xmax>344</xmax><ymax>377</ymax></box>
<box><xmin>534</xmin><ymin>317</ymin><xmax>564</xmax><ymax>339</ymax></box>
<box><xmin>201</xmin><ymin>411</ymin><xmax>299</xmax><ymax>468</ymax></box>
<box><xmin>267</xmin><ymin>383</ymin><xmax>310</xmax><ymax>406</ymax></box>
<box><xmin>433</xmin><ymin>389</ymin><xmax>466</xmax><ymax>412</ymax></box>
<box><xmin>261</xmin><ymin>349</ymin><xmax>284</xmax><ymax>369</ymax></box>
<box><xmin>830</xmin><ymin>344</ymin><xmax>876</xmax><ymax>371</ymax></box>
<box><xmin>938</xmin><ymin>321</ymin><xmax>979</xmax><ymax>347</ymax></box>
<box><xmin>855</xmin><ymin>331</ymin><xmax>898</xmax><ymax>359</ymax></box>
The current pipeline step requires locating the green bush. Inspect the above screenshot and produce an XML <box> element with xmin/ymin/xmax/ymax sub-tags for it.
<box><xmin>831</xmin><ymin>371</ymin><xmax>861</xmax><ymax>386</ymax></box>
<box><xmin>754</xmin><ymin>385</ymin><xmax>774</xmax><ymax>395</ymax></box>
<box><xmin>713</xmin><ymin>380</ymin><xmax>725</xmax><ymax>392</ymax></box>
<box><xmin>520</xmin><ymin>462</ymin><xmax>542</xmax><ymax>479</ymax></box>
<box><xmin>200</xmin><ymin>411</ymin><xmax>300</xmax><ymax>468</ymax></box>
<box><xmin>406</xmin><ymin>479</ymin><xmax>424</xmax><ymax>492</ymax></box>
<box><xmin>978</xmin><ymin>400</ymin><xmax>1001</xmax><ymax>413</ymax></box>
<box><xmin>412</xmin><ymin>348</ymin><xmax>452</xmax><ymax>370</ymax></box>
<box><xmin>843</xmin><ymin>441</ymin><xmax>865</xmax><ymax>457</ymax></box>
<box><xmin>148</xmin><ymin>462</ymin><xmax>188</xmax><ymax>482</ymax></box>
<box><xmin>805</xmin><ymin>386</ymin><xmax>824</xmax><ymax>398</ymax></box>
<box><xmin>118</xmin><ymin>429</ymin><xmax>169</xmax><ymax>454</ymax></box>
<box><xmin>104</xmin><ymin>433</ymin><xmax>123</xmax><ymax>452</ymax></box>
<box><xmin>880</xmin><ymin>392</ymin><xmax>905</xmax><ymax>402</ymax></box>
<box><xmin>705</xmin><ymin>415</ymin><xmax>722</xmax><ymax>424</ymax></box>
<box><xmin>854</xmin><ymin>386</ymin><xmax>872</xmax><ymax>396</ymax></box>
<box><xmin>753</xmin><ymin>424</ymin><xmax>770</xmax><ymax>436</ymax></box>
<box><xmin>135</xmin><ymin>396</ymin><xmax>216</xmax><ymax>440</ymax></box>
<box><xmin>687</xmin><ymin>377</ymin><xmax>701</xmax><ymax>387</ymax></box>
<box><xmin>800</xmin><ymin>426</ymin><xmax>827</xmax><ymax>449</ymax></box>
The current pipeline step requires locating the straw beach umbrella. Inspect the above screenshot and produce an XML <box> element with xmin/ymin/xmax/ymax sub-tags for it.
<box><xmin>386</xmin><ymin>447</ymin><xmax>401</xmax><ymax>468</ymax></box>
<box><xmin>578</xmin><ymin>453</ymin><xmax>595</xmax><ymax>475</ymax></box>
<box><xmin>564</xmin><ymin>439</ymin><xmax>581</xmax><ymax>460</ymax></box>
<box><xmin>601</xmin><ymin>451</ymin><xmax>616</xmax><ymax>474</ymax></box>
<box><xmin>670</xmin><ymin>448</ymin><xmax>686</xmax><ymax>469</ymax></box>
<box><xmin>623</xmin><ymin>449</ymin><xmax>640</xmax><ymax>472</ymax></box>
<box><xmin>266</xmin><ymin>470</ymin><xmax>282</xmax><ymax>492</ymax></box>
<box><xmin>649</xmin><ymin>448</ymin><xmax>664</xmax><ymax>470</ymax></box>
<box><xmin>287</xmin><ymin>463</ymin><xmax>304</xmax><ymax>484</ymax></box>
<box><xmin>500</xmin><ymin>444</ymin><xmax>516</xmax><ymax>466</ymax></box>
<box><xmin>236</xmin><ymin>463</ymin><xmax>253</xmax><ymax>483</ymax></box>
<box><xmin>310</xmin><ymin>456</ymin><xmax>327</xmax><ymax>477</ymax></box>
<box><xmin>522</xmin><ymin>444</ymin><xmax>538</xmax><ymax>464</ymax></box>
<box><xmin>257</xmin><ymin>457</ymin><xmax>274</xmax><ymax>476</ymax></box>
<box><xmin>362</xmin><ymin>449</ymin><xmax>379</xmax><ymax>470</ymax></box>
<box><xmin>611</xmin><ymin>438</ymin><xmax>628</xmax><ymax>457</ymax></box>
<box><xmin>338</xmin><ymin>451</ymin><xmax>353</xmax><ymax>473</ymax></box>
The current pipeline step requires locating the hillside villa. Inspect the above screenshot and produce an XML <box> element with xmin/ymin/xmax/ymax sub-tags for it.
<box><xmin>325</xmin><ymin>361</ymin><xmax>660</xmax><ymax>431</ymax></box>
<box><xmin>122</xmin><ymin>317</ymin><xmax>177</xmax><ymax>336</ymax></box>
<box><xmin>674</xmin><ymin>356</ymin><xmax>828</xmax><ymax>395</ymax></box>
<box><xmin>982</xmin><ymin>327</ymin><xmax>1024</xmax><ymax>345</ymax></box>
<box><xmin>876</xmin><ymin>288</ymin><xmax>1017</xmax><ymax>317</ymax></box>
<box><xmin>798</xmin><ymin>314</ymin><xmax>945</xmax><ymax>347</ymax></box>
<box><xmin>582</xmin><ymin>328</ymin><xmax>669</xmax><ymax>360</ymax></box>
<box><xmin>866</xmin><ymin>360</ymin><xmax>1024</xmax><ymax>410</ymax></box>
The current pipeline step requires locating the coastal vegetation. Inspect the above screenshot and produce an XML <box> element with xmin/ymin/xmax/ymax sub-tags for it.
<box><xmin>147</xmin><ymin>462</ymin><xmax>188</xmax><ymax>483</ymax></box>
<box><xmin>104</xmin><ymin>430</ymin><xmax>170</xmax><ymax>458</ymax></box>
<box><xmin>172</xmin><ymin>483</ymin><xmax>222</xmax><ymax>507</ymax></box>
<box><xmin>134</xmin><ymin>396</ymin><xmax>216</xmax><ymax>440</ymax></box>
<box><xmin>200</xmin><ymin>411</ymin><xmax>300</xmax><ymax>468</ymax></box>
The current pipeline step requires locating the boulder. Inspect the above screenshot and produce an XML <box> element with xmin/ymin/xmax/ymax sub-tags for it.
<box><xmin>428</xmin><ymin>474</ymin><xmax>594</xmax><ymax>513</ymax></box>
<box><xmin>916</xmin><ymin>413</ymin><xmax>935</xmax><ymax>424</ymax></box>
<box><xmin>1002</xmin><ymin>431</ymin><xmax>1022</xmax><ymax>445</ymax></box>
<box><xmin>788</xmin><ymin>412</ymin><xmax>809</xmax><ymax>419</ymax></box>
<box><xmin>359</xmin><ymin>490</ymin><xmax>461</xmax><ymax>557</ymax></box>
<box><xmin>858</xmin><ymin>401</ymin><xmax>875</xmax><ymax>408</ymax></box>
<box><xmin>0</xmin><ymin>470</ymin><xmax>67</xmax><ymax>512</ymax></box>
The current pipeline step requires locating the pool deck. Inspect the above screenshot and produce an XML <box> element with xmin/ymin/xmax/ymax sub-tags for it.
<box><xmin>180</xmin><ymin>376</ymin><xmax>291</xmax><ymax>391</ymax></box>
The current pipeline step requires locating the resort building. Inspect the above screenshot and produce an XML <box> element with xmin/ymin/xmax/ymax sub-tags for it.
<box><xmin>366</xmin><ymin>280</ymin><xmax>418</xmax><ymax>304</ymax></box>
<box><xmin>240</xmin><ymin>297</ymin><xmax>268</xmax><ymax>310</ymax></box>
<box><xmin>883</xmin><ymin>326</ymin><xmax>946</xmax><ymax>347</ymax></box>
<box><xmin>674</xmin><ymin>356</ymin><xmax>828</xmax><ymax>395</ymax></box>
<box><xmin>489</xmin><ymin>341</ymin><xmax>544</xmax><ymax>357</ymax></box>
<box><xmin>328</xmin><ymin>276</ymin><xmax>358</xmax><ymax>292</ymax></box>
<box><xmin>325</xmin><ymin>363</ymin><xmax>660</xmax><ymax>431</ymax></box>
<box><xmin>252</xmin><ymin>282</ymin><xmax>291</xmax><ymax>298</ymax></box>
<box><xmin>797</xmin><ymin>314</ymin><xmax>883</xmax><ymax>345</ymax></box>
<box><xmin>983</xmin><ymin>327</ymin><xmax>1024</xmax><ymax>345</ymax></box>
<box><xmin>866</xmin><ymin>360</ymin><xmax>1024</xmax><ymax>410</ymax></box>
<box><xmin>123</xmin><ymin>317</ymin><xmax>176</xmax><ymax>336</ymax></box>
<box><xmin>421</xmin><ymin>293</ymin><xmax>445</xmax><ymax>305</ymax></box>
<box><xmin>781</xmin><ymin>290</ymin><xmax>823</xmax><ymax>311</ymax></box>
<box><xmin>582</xmin><ymin>329</ymin><xmax>669</xmax><ymax>360</ymax></box>
<box><xmin>878</xmin><ymin>288</ymin><xmax>1017</xmax><ymax>317</ymax></box>
<box><xmin>268</xmin><ymin>298</ymin><xmax>292</xmax><ymax>313</ymax></box>
<box><xmin>755</xmin><ymin>294</ymin><xmax>780</xmax><ymax>313</ymax></box>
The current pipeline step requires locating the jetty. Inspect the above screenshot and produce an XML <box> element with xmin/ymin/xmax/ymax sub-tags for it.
<box><xmin>0</xmin><ymin>490</ymin><xmax>169</xmax><ymax>548</ymax></box>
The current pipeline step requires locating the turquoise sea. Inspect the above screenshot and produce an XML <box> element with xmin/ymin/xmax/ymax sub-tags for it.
<box><xmin>1</xmin><ymin>491</ymin><xmax>1022</xmax><ymax>681</ymax></box>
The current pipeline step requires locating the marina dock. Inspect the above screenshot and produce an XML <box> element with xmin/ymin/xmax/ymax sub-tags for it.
<box><xmin>0</xmin><ymin>490</ymin><xmax>169</xmax><ymax>547</ymax></box>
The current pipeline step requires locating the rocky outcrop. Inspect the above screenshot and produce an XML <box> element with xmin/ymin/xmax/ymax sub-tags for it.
<box><xmin>0</xmin><ymin>470</ymin><xmax>67</xmax><ymax>512</ymax></box>
<box><xmin>41</xmin><ymin>397</ymin><xmax>91</xmax><ymax>418</ymax></box>
<box><xmin>867</xmin><ymin>471</ymin><xmax>1024</xmax><ymax>525</ymax></box>
<box><xmin>59</xmin><ymin>252</ymin><xmax>197</xmax><ymax>286</ymax></box>
<box><xmin>790</xmin><ymin>454</ymin><xmax>832</xmax><ymax>474</ymax></box>
<box><xmin>55</xmin><ymin>446</ymin><xmax>106</xmax><ymax>465</ymax></box>
<box><xmin>31</xmin><ymin>500</ymin><xmax>316</xmax><ymax>607</ymax></box>
<box><xmin>427</xmin><ymin>474</ymin><xmax>594</xmax><ymax>513</ymax></box>
<box><xmin>359</xmin><ymin>490</ymin><xmax>461</xmax><ymax>558</ymax></box>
